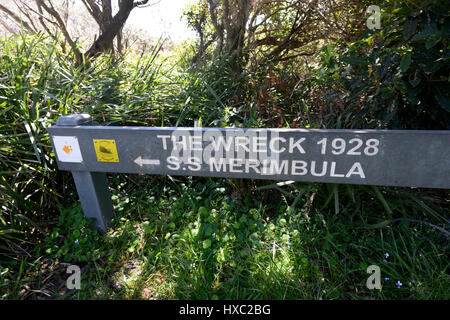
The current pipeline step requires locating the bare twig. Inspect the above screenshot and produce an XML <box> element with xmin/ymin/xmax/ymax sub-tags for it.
<box><xmin>0</xmin><ymin>3</ymin><xmax>36</xmax><ymax>33</ymax></box>
<box><xmin>35</xmin><ymin>0</ymin><xmax>83</xmax><ymax>65</ymax></box>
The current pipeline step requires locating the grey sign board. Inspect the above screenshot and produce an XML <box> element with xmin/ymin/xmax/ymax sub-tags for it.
<box><xmin>47</xmin><ymin>114</ymin><xmax>450</xmax><ymax>231</ymax></box>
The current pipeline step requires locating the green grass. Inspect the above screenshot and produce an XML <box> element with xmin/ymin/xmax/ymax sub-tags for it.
<box><xmin>0</xmin><ymin>33</ymin><xmax>449</xmax><ymax>300</ymax></box>
<box><xmin>2</xmin><ymin>176</ymin><xmax>448</xmax><ymax>300</ymax></box>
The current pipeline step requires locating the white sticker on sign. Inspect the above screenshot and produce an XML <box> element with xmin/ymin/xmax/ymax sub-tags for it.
<box><xmin>52</xmin><ymin>136</ymin><xmax>83</xmax><ymax>163</ymax></box>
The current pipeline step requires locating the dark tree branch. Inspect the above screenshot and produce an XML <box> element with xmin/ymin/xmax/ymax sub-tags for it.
<box><xmin>14</xmin><ymin>0</ymin><xmax>40</xmax><ymax>32</ymax></box>
<box><xmin>81</xmin><ymin>0</ymin><xmax>103</xmax><ymax>26</ymax></box>
<box><xmin>35</xmin><ymin>0</ymin><xmax>83</xmax><ymax>65</ymax></box>
<box><xmin>0</xmin><ymin>3</ymin><xmax>36</xmax><ymax>33</ymax></box>
<box><xmin>86</xmin><ymin>0</ymin><xmax>135</xmax><ymax>58</ymax></box>
<box><xmin>133</xmin><ymin>0</ymin><xmax>150</xmax><ymax>8</ymax></box>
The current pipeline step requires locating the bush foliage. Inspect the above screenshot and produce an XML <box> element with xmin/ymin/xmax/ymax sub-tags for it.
<box><xmin>0</xmin><ymin>0</ymin><xmax>449</xmax><ymax>300</ymax></box>
<box><xmin>299</xmin><ymin>0</ymin><xmax>450</xmax><ymax>129</ymax></box>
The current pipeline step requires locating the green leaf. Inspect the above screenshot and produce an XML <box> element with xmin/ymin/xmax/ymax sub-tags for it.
<box><xmin>249</xmin><ymin>232</ymin><xmax>259</xmax><ymax>242</ymax></box>
<box><xmin>339</xmin><ymin>56</ymin><xmax>367</xmax><ymax>66</ymax></box>
<box><xmin>411</xmin><ymin>30</ymin><xmax>433</xmax><ymax>42</ymax></box>
<box><xmin>198</xmin><ymin>207</ymin><xmax>208</xmax><ymax>218</ymax></box>
<box><xmin>204</xmin><ymin>225</ymin><xmax>213</xmax><ymax>236</ymax></box>
<box><xmin>400</xmin><ymin>54</ymin><xmax>412</xmax><ymax>73</ymax></box>
<box><xmin>405</xmin><ymin>82</ymin><xmax>423</xmax><ymax>96</ymax></box>
<box><xmin>392</xmin><ymin>7</ymin><xmax>411</xmax><ymax>16</ymax></box>
<box><xmin>425</xmin><ymin>35</ymin><xmax>441</xmax><ymax>49</ymax></box>
<box><xmin>394</xmin><ymin>77</ymin><xmax>408</xmax><ymax>92</ymax></box>
<box><xmin>202</xmin><ymin>239</ymin><xmax>212</xmax><ymax>249</ymax></box>
<box><xmin>443</xmin><ymin>17</ymin><xmax>450</xmax><ymax>38</ymax></box>
<box><xmin>423</xmin><ymin>59</ymin><xmax>444</xmax><ymax>74</ymax></box>
<box><xmin>403</xmin><ymin>18</ymin><xmax>418</xmax><ymax>40</ymax></box>
<box><xmin>380</xmin><ymin>88</ymin><xmax>396</xmax><ymax>100</ymax></box>
<box><xmin>408</xmin><ymin>69</ymin><xmax>421</xmax><ymax>87</ymax></box>
<box><xmin>435</xmin><ymin>85</ymin><xmax>450</xmax><ymax>112</ymax></box>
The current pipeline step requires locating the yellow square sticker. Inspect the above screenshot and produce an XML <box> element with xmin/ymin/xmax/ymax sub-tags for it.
<box><xmin>93</xmin><ymin>139</ymin><xmax>119</xmax><ymax>162</ymax></box>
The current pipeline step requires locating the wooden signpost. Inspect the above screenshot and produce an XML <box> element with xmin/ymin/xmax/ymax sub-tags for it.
<box><xmin>47</xmin><ymin>114</ymin><xmax>450</xmax><ymax>232</ymax></box>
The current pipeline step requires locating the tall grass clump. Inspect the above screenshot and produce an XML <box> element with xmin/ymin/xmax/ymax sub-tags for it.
<box><xmin>0</xmin><ymin>32</ymin><xmax>169</xmax><ymax>265</ymax></box>
<box><xmin>157</xmin><ymin>51</ymin><xmax>257</xmax><ymax>128</ymax></box>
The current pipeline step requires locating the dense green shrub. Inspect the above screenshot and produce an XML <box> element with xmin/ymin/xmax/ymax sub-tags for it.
<box><xmin>298</xmin><ymin>0</ymin><xmax>449</xmax><ymax>129</ymax></box>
